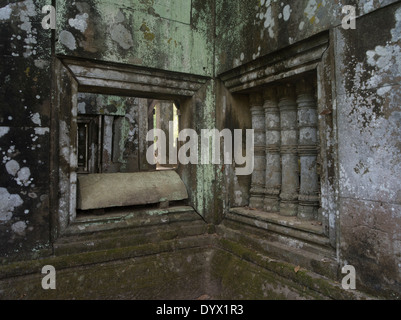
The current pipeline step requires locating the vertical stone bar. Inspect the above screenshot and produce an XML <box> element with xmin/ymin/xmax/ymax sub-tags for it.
<box><xmin>102</xmin><ymin>115</ymin><xmax>114</xmax><ymax>173</ymax></box>
<box><xmin>263</xmin><ymin>87</ymin><xmax>281</xmax><ymax>212</ymax></box>
<box><xmin>159</xmin><ymin>101</ymin><xmax>175</xmax><ymax>168</ymax></box>
<box><xmin>249</xmin><ymin>93</ymin><xmax>265</xmax><ymax>209</ymax></box>
<box><xmin>297</xmin><ymin>77</ymin><xmax>320</xmax><ymax>220</ymax></box>
<box><xmin>278</xmin><ymin>84</ymin><xmax>299</xmax><ymax>216</ymax></box>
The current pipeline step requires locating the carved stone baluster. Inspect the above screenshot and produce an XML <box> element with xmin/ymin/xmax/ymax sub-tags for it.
<box><xmin>278</xmin><ymin>84</ymin><xmax>299</xmax><ymax>216</ymax></box>
<box><xmin>249</xmin><ymin>93</ymin><xmax>266</xmax><ymax>209</ymax></box>
<box><xmin>297</xmin><ymin>77</ymin><xmax>320</xmax><ymax>220</ymax></box>
<box><xmin>263</xmin><ymin>87</ymin><xmax>281</xmax><ymax>213</ymax></box>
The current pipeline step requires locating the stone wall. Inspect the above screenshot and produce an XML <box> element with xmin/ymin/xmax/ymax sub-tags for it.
<box><xmin>335</xmin><ymin>3</ymin><xmax>401</xmax><ymax>297</ymax></box>
<box><xmin>0</xmin><ymin>0</ymin><xmax>52</xmax><ymax>260</ymax></box>
<box><xmin>215</xmin><ymin>0</ymin><xmax>400</xmax><ymax>74</ymax></box>
<box><xmin>0</xmin><ymin>0</ymin><xmax>400</xmax><ymax>299</ymax></box>
<box><xmin>56</xmin><ymin>0</ymin><xmax>214</xmax><ymax>77</ymax></box>
<box><xmin>0</xmin><ymin>0</ymin><xmax>217</xmax><ymax>261</ymax></box>
<box><xmin>214</xmin><ymin>0</ymin><xmax>401</xmax><ymax>298</ymax></box>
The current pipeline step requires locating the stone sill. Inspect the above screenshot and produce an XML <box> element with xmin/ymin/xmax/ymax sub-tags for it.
<box><xmin>64</xmin><ymin>205</ymin><xmax>202</xmax><ymax>237</ymax></box>
<box><xmin>227</xmin><ymin>207</ymin><xmax>330</xmax><ymax>248</ymax></box>
<box><xmin>230</xmin><ymin>207</ymin><xmax>325</xmax><ymax>234</ymax></box>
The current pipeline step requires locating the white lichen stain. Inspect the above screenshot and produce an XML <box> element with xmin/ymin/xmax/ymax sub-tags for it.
<box><xmin>0</xmin><ymin>127</ymin><xmax>10</xmax><ymax>138</ymax></box>
<box><xmin>233</xmin><ymin>58</ymin><xmax>241</xmax><ymax>68</ymax></box>
<box><xmin>363</xmin><ymin>0</ymin><xmax>374</xmax><ymax>14</ymax></box>
<box><xmin>31</xmin><ymin>113</ymin><xmax>41</xmax><ymax>126</ymax></box>
<box><xmin>366</xmin><ymin>8</ymin><xmax>401</xmax><ymax>89</ymax></box>
<box><xmin>59</xmin><ymin>120</ymin><xmax>71</xmax><ymax>164</ymax></box>
<box><xmin>114</xmin><ymin>10</ymin><xmax>125</xmax><ymax>24</ymax></box>
<box><xmin>5</xmin><ymin>160</ymin><xmax>20</xmax><ymax>176</ymax></box>
<box><xmin>304</xmin><ymin>0</ymin><xmax>326</xmax><ymax>24</ymax></box>
<box><xmin>11</xmin><ymin>221</ymin><xmax>27</xmax><ymax>236</ymax></box>
<box><xmin>283</xmin><ymin>4</ymin><xmax>291</xmax><ymax>21</ymax></box>
<box><xmin>263</xmin><ymin>1</ymin><xmax>276</xmax><ymax>39</ymax></box>
<box><xmin>34</xmin><ymin>59</ymin><xmax>47</xmax><ymax>69</ymax></box>
<box><xmin>253</xmin><ymin>46</ymin><xmax>261</xmax><ymax>60</ymax></box>
<box><xmin>110</xmin><ymin>24</ymin><xmax>134</xmax><ymax>50</ymax></box>
<box><xmin>17</xmin><ymin>0</ymin><xmax>37</xmax><ymax>58</ymax></box>
<box><xmin>58</xmin><ymin>170</ymin><xmax>70</xmax><ymax>231</ymax></box>
<box><xmin>16</xmin><ymin>167</ymin><xmax>32</xmax><ymax>187</ymax></box>
<box><xmin>68</xmin><ymin>13</ymin><xmax>89</xmax><ymax>33</ymax></box>
<box><xmin>34</xmin><ymin>128</ymin><xmax>49</xmax><ymax>136</ymax></box>
<box><xmin>0</xmin><ymin>4</ymin><xmax>12</xmax><ymax>21</ymax></box>
<box><xmin>18</xmin><ymin>0</ymin><xmax>36</xmax><ymax>31</ymax></box>
<box><xmin>254</xmin><ymin>0</ymin><xmax>278</xmax><ymax>40</ymax></box>
<box><xmin>59</xmin><ymin>30</ymin><xmax>77</xmax><ymax>50</ymax></box>
<box><xmin>0</xmin><ymin>187</ymin><xmax>23</xmax><ymax>223</ymax></box>
<box><xmin>234</xmin><ymin>190</ymin><xmax>243</xmax><ymax>206</ymax></box>
<box><xmin>0</xmin><ymin>0</ymin><xmax>38</xmax><ymax>57</ymax></box>
<box><xmin>78</xmin><ymin>102</ymin><xmax>86</xmax><ymax>114</ymax></box>
<box><xmin>338</xmin><ymin>7</ymin><xmax>401</xmax><ymax>202</ymax></box>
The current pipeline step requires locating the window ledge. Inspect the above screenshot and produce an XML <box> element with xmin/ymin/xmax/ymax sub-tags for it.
<box><xmin>63</xmin><ymin>205</ymin><xmax>201</xmax><ymax>237</ymax></box>
<box><xmin>230</xmin><ymin>207</ymin><xmax>324</xmax><ymax>234</ymax></box>
<box><xmin>227</xmin><ymin>207</ymin><xmax>330</xmax><ymax>249</ymax></box>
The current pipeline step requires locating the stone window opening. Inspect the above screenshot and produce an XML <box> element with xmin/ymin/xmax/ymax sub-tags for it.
<box><xmin>74</xmin><ymin>92</ymin><xmax>185</xmax><ymax>217</ymax></box>
<box><xmin>220</xmin><ymin>32</ymin><xmax>336</xmax><ymax>250</ymax></box>
<box><xmin>247</xmin><ymin>74</ymin><xmax>322</xmax><ymax>223</ymax></box>
<box><xmin>75</xmin><ymin>93</ymin><xmax>180</xmax><ymax>175</ymax></box>
<box><xmin>52</xmin><ymin>58</ymin><xmax>211</xmax><ymax>236</ymax></box>
<box><xmin>224</xmin><ymin>70</ymin><xmax>332</xmax><ymax>262</ymax></box>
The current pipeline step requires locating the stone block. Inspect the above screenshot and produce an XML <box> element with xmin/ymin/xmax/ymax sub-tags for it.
<box><xmin>77</xmin><ymin>170</ymin><xmax>188</xmax><ymax>210</ymax></box>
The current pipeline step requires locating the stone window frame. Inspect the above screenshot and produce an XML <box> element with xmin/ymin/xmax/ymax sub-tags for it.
<box><xmin>50</xmin><ymin>57</ymin><xmax>209</xmax><ymax>240</ymax></box>
<box><xmin>219</xmin><ymin>31</ymin><xmax>339</xmax><ymax>249</ymax></box>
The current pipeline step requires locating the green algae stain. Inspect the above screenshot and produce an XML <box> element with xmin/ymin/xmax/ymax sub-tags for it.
<box><xmin>140</xmin><ymin>22</ymin><xmax>155</xmax><ymax>41</ymax></box>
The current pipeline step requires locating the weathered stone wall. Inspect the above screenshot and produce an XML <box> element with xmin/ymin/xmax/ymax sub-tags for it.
<box><xmin>216</xmin><ymin>0</ymin><xmax>400</xmax><ymax>74</ymax></box>
<box><xmin>0</xmin><ymin>0</ymin><xmax>52</xmax><ymax>260</ymax></box>
<box><xmin>0</xmin><ymin>0</ymin><xmax>217</xmax><ymax>260</ymax></box>
<box><xmin>334</xmin><ymin>2</ymin><xmax>401</xmax><ymax>297</ymax></box>
<box><xmin>214</xmin><ymin>81</ymin><xmax>252</xmax><ymax>213</ymax></box>
<box><xmin>178</xmin><ymin>81</ymin><xmax>220</xmax><ymax>223</ymax></box>
<box><xmin>215</xmin><ymin>0</ymin><xmax>401</xmax><ymax>298</ymax></box>
<box><xmin>55</xmin><ymin>0</ymin><xmax>214</xmax><ymax>77</ymax></box>
<box><xmin>1</xmin><ymin>0</ymin><xmax>401</xmax><ymax>299</ymax></box>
